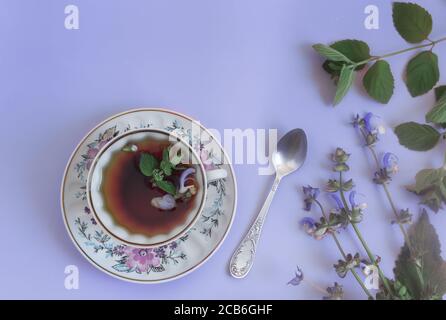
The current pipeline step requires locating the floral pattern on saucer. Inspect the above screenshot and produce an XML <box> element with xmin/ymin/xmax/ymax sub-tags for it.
<box><xmin>62</xmin><ymin>109</ymin><xmax>236</xmax><ymax>283</ymax></box>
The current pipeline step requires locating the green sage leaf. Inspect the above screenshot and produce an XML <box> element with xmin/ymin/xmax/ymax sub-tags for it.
<box><xmin>394</xmin><ymin>211</ymin><xmax>446</xmax><ymax>300</ymax></box>
<box><xmin>139</xmin><ymin>153</ymin><xmax>159</xmax><ymax>177</ymax></box>
<box><xmin>405</xmin><ymin>51</ymin><xmax>439</xmax><ymax>97</ymax></box>
<box><xmin>394</xmin><ymin>122</ymin><xmax>440</xmax><ymax>151</ymax></box>
<box><xmin>330</xmin><ymin>40</ymin><xmax>371</xmax><ymax>64</ymax></box>
<box><xmin>321</xmin><ymin>40</ymin><xmax>371</xmax><ymax>78</ymax></box>
<box><xmin>411</xmin><ymin>168</ymin><xmax>446</xmax><ymax>194</ymax></box>
<box><xmin>312</xmin><ymin>44</ymin><xmax>353</xmax><ymax>63</ymax></box>
<box><xmin>392</xmin><ymin>2</ymin><xmax>433</xmax><ymax>43</ymax></box>
<box><xmin>407</xmin><ymin>169</ymin><xmax>445</xmax><ymax>213</ymax></box>
<box><xmin>334</xmin><ymin>65</ymin><xmax>355</xmax><ymax>105</ymax></box>
<box><xmin>434</xmin><ymin>85</ymin><xmax>446</xmax><ymax>101</ymax></box>
<box><xmin>155</xmin><ymin>180</ymin><xmax>177</xmax><ymax>196</ymax></box>
<box><xmin>426</xmin><ymin>94</ymin><xmax>446</xmax><ymax>124</ymax></box>
<box><xmin>362</xmin><ymin>60</ymin><xmax>395</xmax><ymax>104</ymax></box>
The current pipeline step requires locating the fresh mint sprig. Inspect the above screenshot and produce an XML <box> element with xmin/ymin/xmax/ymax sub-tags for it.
<box><xmin>139</xmin><ymin>148</ymin><xmax>178</xmax><ymax>196</ymax></box>
<box><xmin>313</xmin><ymin>2</ymin><xmax>445</xmax><ymax>106</ymax></box>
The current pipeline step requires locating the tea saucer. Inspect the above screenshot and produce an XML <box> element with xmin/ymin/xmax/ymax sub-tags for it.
<box><xmin>61</xmin><ymin>108</ymin><xmax>237</xmax><ymax>283</ymax></box>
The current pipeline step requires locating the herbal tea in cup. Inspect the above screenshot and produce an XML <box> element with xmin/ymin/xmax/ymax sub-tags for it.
<box><xmin>87</xmin><ymin>129</ymin><xmax>226</xmax><ymax>247</ymax></box>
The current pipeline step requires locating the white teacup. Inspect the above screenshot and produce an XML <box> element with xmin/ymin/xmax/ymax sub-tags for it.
<box><xmin>87</xmin><ymin>128</ymin><xmax>227</xmax><ymax>247</ymax></box>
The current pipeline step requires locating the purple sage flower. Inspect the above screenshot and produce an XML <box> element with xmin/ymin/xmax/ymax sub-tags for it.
<box><xmin>287</xmin><ymin>266</ymin><xmax>304</xmax><ymax>286</ymax></box>
<box><xmin>349</xmin><ymin>191</ymin><xmax>357</xmax><ymax>208</ymax></box>
<box><xmin>300</xmin><ymin>217</ymin><xmax>316</xmax><ymax>236</ymax></box>
<box><xmin>330</xmin><ymin>194</ymin><xmax>344</xmax><ymax>210</ymax></box>
<box><xmin>382</xmin><ymin>152</ymin><xmax>399</xmax><ymax>175</ymax></box>
<box><xmin>363</xmin><ymin>112</ymin><xmax>374</xmax><ymax>134</ymax></box>
<box><xmin>303</xmin><ymin>185</ymin><xmax>320</xmax><ymax>211</ymax></box>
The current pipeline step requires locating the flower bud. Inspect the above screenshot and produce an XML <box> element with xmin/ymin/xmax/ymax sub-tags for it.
<box><xmin>326</xmin><ymin>179</ymin><xmax>340</xmax><ymax>192</ymax></box>
<box><xmin>333</xmin><ymin>148</ymin><xmax>350</xmax><ymax>164</ymax></box>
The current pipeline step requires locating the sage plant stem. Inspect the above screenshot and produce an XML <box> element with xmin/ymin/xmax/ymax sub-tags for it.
<box><xmin>358</xmin><ymin>128</ymin><xmax>425</xmax><ymax>289</ymax></box>
<box><xmin>353</xmin><ymin>36</ymin><xmax>446</xmax><ymax>67</ymax></box>
<box><xmin>314</xmin><ymin>200</ymin><xmax>374</xmax><ymax>299</ymax></box>
<box><xmin>339</xmin><ymin>171</ymin><xmax>393</xmax><ymax>295</ymax></box>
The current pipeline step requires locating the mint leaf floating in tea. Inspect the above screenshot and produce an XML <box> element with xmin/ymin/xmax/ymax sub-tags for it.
<box><xmin>139</xmin><ymin>153</ymin><xmax>159</xmax><ymax>177</ymax></box>
<box><xmin>155</xmin><ymin>180</ymin><xmax>177</xmax><ymax>196</ymax></box>
<box><xmin>160</xmin><ymin>160</ymin><xmax>173</xmax><ymax>176</ymax></box>
<box><xmin>136</xmin><ymin>145</ymin><xmax>198</xmax><ymax>210</ymax></box>
<box><xmin>160</xmin><ymin>148</ymin><xmax>175</xmax><ymax>176</ymax></box>
<box><xmin>152</xmin><ymin>168</ymin><xmax>165</xmax><ymax>182</ymax></box>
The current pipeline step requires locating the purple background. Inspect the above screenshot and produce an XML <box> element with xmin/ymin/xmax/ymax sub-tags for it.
<box><xmin>1</xmin><ymin>0</ymin><xmax>446</xmax><ymax>299</ymax></box>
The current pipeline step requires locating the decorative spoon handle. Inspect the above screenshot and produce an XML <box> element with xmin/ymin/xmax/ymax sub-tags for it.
<box><xmin>229</xmin><ymin>176</ymin><xmax>281</xmax><ymax>278</ymax></box>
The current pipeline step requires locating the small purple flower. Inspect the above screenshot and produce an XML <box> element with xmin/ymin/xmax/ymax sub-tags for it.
<box><xmin>303</xmin><ymin>185</ymin><xmax>320</xmax><ymax>211</ymax></box>
<box><xmin>90</xmin><ymin>218</ymin><xmax>97</xmax><ymax>225</ymax></box>
<box><xmin>287</xmin><ymin>266</ymin><xmax>304</xmax><ymax>286</ymax></box>
<box><xmin>330</xmin><ymin>194</ymin><xmax>344</xmax><ymax>210</ymax></box>
<box><xmin>300</xmin><ymin>217</ymin><xmax>316</xmax><ymax>236</ymax></box>
<box><xmin>363</xmin><ymin>112</ymin><xmax>374</xmax><ymax>134</ymax></box>
<box><xmin>363</xmin><ymin>112</ymin><xmax>386</xmax><ymax>135</ymax></box>
<box><xmin>178</xmin><ymin>168</ymin><xmax>197</xmax><ymax>194</ymax></box>
<box><xmin>353</xmin><ymin>114</ymin><xmax>361</xmax><ymax>128</ymax></box>
<box><xmin>349</xmin><ymin>191</ymin><xmax>357</xmax><ymax>208</ymax></box>
<box><xmin>84</xmin><ymin>206</ymin><xmax>91</xmax><ymax>214</ymax></box>
<box><xmin>348</xmin><ymin>191</ymin><xmax>367</xmax><ymax>210</ymax></box>
<box><xmin>382</xmin><ymin>152</ymin><xmax>399</xmax><ymax>175</ymax></box>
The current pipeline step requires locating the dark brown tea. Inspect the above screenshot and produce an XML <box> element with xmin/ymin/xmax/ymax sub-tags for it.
<box><xmin>101</xmin><ymin>138</ymin><xmax>199</xmax><ymax>237</ymax></box>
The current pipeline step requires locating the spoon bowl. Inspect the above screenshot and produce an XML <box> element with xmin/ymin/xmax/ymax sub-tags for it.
<box><xmin>272</xmin><ymin>129</ymin><xmax>307</xmax><ymax>178</ymax></box>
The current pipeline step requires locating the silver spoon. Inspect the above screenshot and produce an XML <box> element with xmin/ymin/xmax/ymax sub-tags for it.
<box><xmin>229</xmin><ymin>128</ymin><xmax>308</xmax><ymax>278</ymax></box>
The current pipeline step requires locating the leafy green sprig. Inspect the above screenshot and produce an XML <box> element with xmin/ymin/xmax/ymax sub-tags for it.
<box><xmin>393</xmin><ymin>87</ymin><xmax>446</xmax><ymax>212</ymax></box>
<box><xmin>138</xmin><ymin>147</ymin><xmax>182</xmax><ymax>196</ymax></box>
<box><xmin>395</xmin><ymin>86</ymin><xmax>446</xmax><ymax>153</ymax></box>
<box><xmin>313</xmin><ymin>2</ymin><xmax>445</xmax><ymax>105</ymax></box>
<box><xmin>354</xmin><ymin>115</ymin><xmax>446</xmax><ymax>299</ymax></box>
